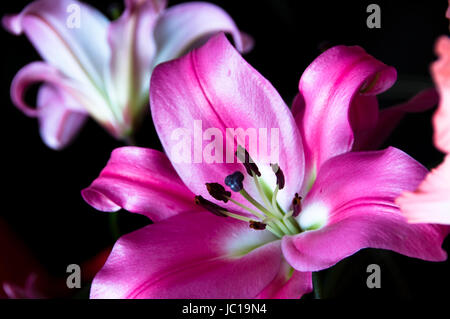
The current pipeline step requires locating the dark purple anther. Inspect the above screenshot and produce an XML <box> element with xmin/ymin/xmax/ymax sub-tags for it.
<box><xmin>292</xmin><ymin>193</ymin><xmax>302</xmax><ymax>217</ymax></box>
<box><xmin>249</xmin><ymin>220</ymin><xmax>266</xmax><ymax>230</ymax></box>
<box><xmin>206</xmin><ymin>183</ymin><xmax>231</xmax><ymax>202</ymax></box>
<box><xmin>271</xmin><ymin>163</ymin><xmax>285</xmax><ymax>190</ymax></box>
<box><xmin>235</xmin><ymin>146</ymin><xmax>261</xmax><ymax>177</ymax></box>
<box><xmin>195</xmin><ymin>195</ymin><xmax>228</xmax><ymax>217</ymax></box>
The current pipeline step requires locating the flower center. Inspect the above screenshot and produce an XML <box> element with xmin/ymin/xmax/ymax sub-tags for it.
<box><xmin>195</xmin><ymin>146</ymin><xmax>303</xmax><ymax>238</ymax></box>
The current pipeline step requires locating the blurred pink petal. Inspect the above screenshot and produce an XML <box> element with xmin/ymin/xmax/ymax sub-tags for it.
<box><xmin>106</xmin><ymin>0</ymin><xmax>164</xmax><ymax>125</ymax></box>
<box><xmin>4</xmin><ymin>0</ymin><xmax>251</xmax><ymax>148</ymax></box>
<box><xmin>396</xmin><ymin>156</ymin><xmax>450</xmax><ymax>224</ymax></box>
<box><xmin>432</xmin><ymin>36</ymin><xmax>450</xmax><ymax>153</ymax></box>
<box><xmin>396</xmin><ymin>36</ymin><xmax>450</xmax><ymax>225</ymax></box>
<box><xmin>2</xmin><ymin>0</ymin><xmax>110</xmax><ymax>90</ymax></box>
<box><xmin>153</xmin><ymin>2</ymin><xmax>253</xmax><ymax>66</ymax></box>
<box><xmin>37</xmin><ymin>85</ymin><xmax>88</xmax><ymax>150</ymax></box>
<box><xmin>447</xmin><ymin>0</ymin><xmax>450</xmax><ymax>22</ymax></box>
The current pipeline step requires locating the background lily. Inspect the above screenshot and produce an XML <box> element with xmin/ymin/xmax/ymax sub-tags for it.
<box><xmin>3</xmin><ymin>0</ymin><xmax>252</xmax><ymax>149</ymax></box>
<box><xmin>82</xmin><ymin>34</ymin><xmax>448</xmax><ymax>298</ymax></box>
<box><xmin>396</xmin><ymin>36</ymin><xmax>450</xmax><ymax>224</ymax></box>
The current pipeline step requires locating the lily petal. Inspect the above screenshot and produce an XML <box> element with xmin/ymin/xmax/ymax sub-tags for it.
<box><xmin>106</xmin><ymin>0</ymin><xmax>165</xmax><ymax>122</ymax></box>
<box><xmin>82</xmin><ymin>147</ymin><xmax>198</xmax><ymax>222</ymax></box>
<box><xmin>10</xmin><ymin>62</ymin><xmax>118</xmax><ymax>136</ymax></box>
<box><xmin>37</xmin><ymin>85</ymin><xmax>87</xmax><ymax>150</ymax></box>
<box><xmin>152</xmin><ymin>2</ymin><xmax>253</xmax><ymax>67</ymax></box>
<box><xmin>90</xmin><ymin>211</ymin><xmax>282</xmax><ymax>298</ymax></box>
<box><xmin>3</xmin><ymin>0</ymin><xmax>110</xmax><ymax>92</ymax></box>
<box><xmin>394</xmin><ymin>37</ymin><xmax>450</xmax><ymax>225</ymax></box>
<box><xmin>353</xmin><ymin>88</ymin><xmax>439</xmax><ymax>150</ymax></box>
<box><xmin>396</xmin><ymin>155</ymin><xmax>450</xmax><ymax>224</ymax></box>
<box><xmin>294</xmin><ymin>45</ymin><xmax>396</xmax><ymax>189</ymax></box>
<box><xmin>447</xmin><ymin>0</ymin><xmax>450</xmax><ymax>22</ymax></box>
<box><xmin>282</xmin><ymin>147</ymin><xmax>448</xmax><ymax>272</ymax></box>
<box><xmin>432</xmin><ymin>36</ymin><xmax>450</xmax><ymax>153</ymax></box>
<box><xmin>255</xmin><ymin>261</ymin><xmax>312</xmax><ymax>299</ymax></box>
<box><xmin>150</xmin><ymin>34</ymin><xmax>304</xmax><ymax>211</ymax></box>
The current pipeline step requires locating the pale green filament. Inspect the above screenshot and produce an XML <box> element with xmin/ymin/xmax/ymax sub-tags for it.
<box><xmin>222</xmin><ymin>172</ymin><xmax>302</xmax><ymax>237</ymax></box>
<box><xmin>222</xmin><ymin>211</ymin><xmax>253</xmax><ymax>222</ymax></box>
<box><xmin>228</xmin><ymin>197</ymin><xmax>266</xmax><ymax>220</ymax></box>
<box><xmin>272</xmin><ymin>186</ymin><xmax>300</xmax><ymax>234</ymax></box>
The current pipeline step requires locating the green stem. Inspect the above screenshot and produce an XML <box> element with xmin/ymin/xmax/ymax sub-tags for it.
<box><xmin>109</xmin><ymin>212</ymin><xmax>120</xmax><ymax>241</ymax></box>
<box><xmin>312</xmin><ymin>272</ymin><xmax>322</xmax><ymax>299</ymax></box>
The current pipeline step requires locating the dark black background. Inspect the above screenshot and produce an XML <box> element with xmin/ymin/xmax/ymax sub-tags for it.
<box><xmin>1</xmin><ymin>0</ymin><xmax>449</xmax><ymax>299</ymax></box>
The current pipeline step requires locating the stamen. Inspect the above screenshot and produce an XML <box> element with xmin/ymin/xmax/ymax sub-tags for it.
<box><xmin>195</xmin><ymin>196</ymin><xmax>228</xmax><ymax>217</ymax></box>
<box><xmin>270</xmin><ymin>185</ymin><xmax>296</xmax><ymax>234</ymax></box>
<box><xmin>239</xmin><ymin>187</ymin><xmax>275</xmax><ymax>218</ymax></box>
<box><xmin>292</xmin><ymin>193</ymin><xmax>302</xmax><ymax>217</ymax></box>
<box><xmin>249</xmin><ymin>221</ymin><xmax>266</xmax><ymax>230</ymax></box>
<box><xmin>271</xmin><ymin>191</ymin><xmax>299</xmax><ymax>234</ymax></box>
<box><xmin>227</xmin><ymin>197</ymin><xmax>266</xmax><ymax>220</ymax></box>
<box><xmin>206</xmin><ymin>183</ymin><xmax>231</xmax><ymax>202</ymax></box>
<box><xmin>236</xmin><ymin>145</ymin><xmax>261</xmax><ymax>177</ymax></box>
<box><xmin>270</xmin><ymin>163</ymin><xmax>285</xmax><ymax>190</ymax></box>
<box><xmin>266</xmin><ymin>226</ymin><xmax>283</xmax><ymax>238</ymax></box>
<box><xmin>195</xmin><ymin>195</ymin><xmax>253</xmax><ymax>222</ymax></box>
<box><xmin>225</xmin><ymin>171</ymin><xmax>244</xmax><ymax>192</ymax></box>
<box><xmin>200</xmin><ymin>160</ymin><xmax>303</xmax><ymax>238</ymax></box>
<box><xmin>252</xmin><ymin>173</ymin><xmax>281</xmax><ymax>218</ymax></box>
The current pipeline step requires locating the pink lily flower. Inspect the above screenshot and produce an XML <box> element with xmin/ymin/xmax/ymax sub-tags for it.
<box><xmin>396</xmin><ymin>36</ymin><xmax>450</xmax><ymax>224</ymax></box>
<box><xmin>3</xmin><ymin>0</ymin><xmax>252</xmax><ymax>149</ymax></box>
<box><xmin>82</xmin><ymin>34</ymin><xmax>448</xmax><ymax>298</ymax></box>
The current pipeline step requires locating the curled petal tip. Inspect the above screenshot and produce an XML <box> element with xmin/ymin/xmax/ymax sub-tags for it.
<box><xmin>2</xmin><ymin>14</ymin><xmax>22</xmax><ymax>34</ymax></box>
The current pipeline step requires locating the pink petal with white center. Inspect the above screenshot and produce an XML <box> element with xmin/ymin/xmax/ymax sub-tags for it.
<box><xmin>432</xmin><ymin>36</ymin><xmax>450</xmax><ymax>153</ymax></box>
<box><xmin>150</xmin><ymin>34</ymin><xmax>304</xmax><ymax>211</ymax></box>
<box><xmin>37</xmin><ymin>85</ymin><xmax>87</xmax><ymax>150</ymax></box>
<box><xmin>106</xmin><ymin>0</ymin><xmax>165</xmax><ymax>120</ymax></box>
<box><xmin>90</xmin><ymin>211</ymin><xmax>282</xmax><ymax>299</ymax></box>
<box><xmin>82</xmin><ymin>147</ymin><xmax>198</xmax><ymax>222</ymax></box>
<box><xmin>2</xmin><ymin>0</ymin><xmax>110</xmax><ymax>92</ymax></box>
<box><xmin>152</xmin><ymin>2</ymin><xmax>253</xmax><ymax>67</ymax></box>
<box><xmin>282</xmin><ymin>148</ymin><xmax>448</xmax><ymax>272</ymax></box>
<box><xmin>294</xmin><ymin>45</ymin><xmax>397</xmax><ymax>190</ymax></box>
<box><xmin>396</xmin><ymin>155</ymin><xmax>450</xmax><ymax>224</ymax></box>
